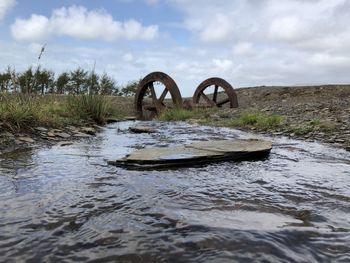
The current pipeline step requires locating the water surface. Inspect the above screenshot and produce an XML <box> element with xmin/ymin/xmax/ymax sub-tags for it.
<box><xmin>0</xmin><ymin>121</ymin><xmax>349</xmax><ymax>262</ymax></box>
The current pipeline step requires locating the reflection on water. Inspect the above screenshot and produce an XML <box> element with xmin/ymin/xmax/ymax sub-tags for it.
<box><xmin>0</xmin><ymin>121</ymin><xmax>349</xmax><ymax>262</ymax></box>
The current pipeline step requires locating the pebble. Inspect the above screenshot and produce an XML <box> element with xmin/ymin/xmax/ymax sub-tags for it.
<box><xmin>18</xmin><ymin>137</ymin><xmax>34</xmax><ymax>143</ymax></box>
<box><xmin>35</xmin><ymin>127</ymin><xmax>48</xmax><ymax>132</ymax></box>
<box><xmin>47</xmin><ymin>132</ymin><xmax>56</xmax><ymax>137</ymax></box>
<box><xmin>55</xmin><ymin>132</ymin><xmax>71</xmax><ymax>139</ymax></box>
<box><xmin>73</xmin><ymin>132</ymin><xmax>91</xmax><ymax>138</ymax></box>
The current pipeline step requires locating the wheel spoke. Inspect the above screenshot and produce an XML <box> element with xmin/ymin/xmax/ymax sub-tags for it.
<box><xmin>216</xmin><ymin>98</ymin><xmax>230</xmax><ymax>107</ymax></box>
<box><xmin>213</xmin><ymin>85</ymin><xmax>219</xmax><ymax>103</ymax></box>
<box><xmin>149</xmin><ymin>83</ymin><xmax>166</xmax><ymax>111</ymax></box>
<box><xmin>159</xmin><ymin>88</ymin><xmax>168</xmax><ymax>102</ymax></box>
<box><xmin>200</xmin><ymin>92</ymin><xmax>216</xmax><ymax>106</ymax></box>
<box><xmin>149</xmin><ymin>83</ymin><xmax>158</xmax><ymax>101</ymax></box>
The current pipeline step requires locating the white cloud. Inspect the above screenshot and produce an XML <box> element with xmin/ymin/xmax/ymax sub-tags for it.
<box><xmin>232</xmin><ymin>42</ymin><xmax>254</xmax><ymax>56</ymax></box>
<box><xmin>122</xmin><ymin>52</ymin><xmax>134</xmax><ymax>62</ymax></box>
<box><xmin>186</xmin><ymin>14</ymin><xmax>234</xmax><ymax>42</ymax></box>
<box><xmin>0</xmin><ymin>0</ymin><xmax>16</xmax><ymax>21</ymax></box>
<box><xmin>11</xmin><ymin>5</ymin><xmax>159</xmax><ymax>42</ymax></box>
<box><xmin>3</xmin><ymin>0</ymin><xmax>350</xmax><ymax>97</ymax></box>
<box><xmin>167</xmin><ymin>0</ymin><xmax>350</xmax><ymax>87</ymax></box>
<box><xmin>11</xmin><ymin>14</ymin><xmax>49</xmax><ymax>41</ymax></box>
<box><xmin>212</xmin><ymin>59</ymin><xmax>233</xmax><ymax>72</ymax></box>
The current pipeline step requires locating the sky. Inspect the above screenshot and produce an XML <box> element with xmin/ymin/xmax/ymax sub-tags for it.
<box><xmin>1</xmin><ymin>0</ymin><xmax>350</xmax><ymax>96</ymax></box>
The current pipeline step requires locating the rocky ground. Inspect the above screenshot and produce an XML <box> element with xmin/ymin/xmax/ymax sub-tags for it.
<box><xmin>0</xmin><ymin>123</ymin><xmax>100</xmax><ymax>154</ymax></box>
<box><xmin>0</xmin><ymin>116</ymin><xmax>136</xmax><ymax>155</ymax></box>
<box><xmin>212</xmin><ymin>85</ymin><xmax>350</xmax><ymax>151</ymax></box>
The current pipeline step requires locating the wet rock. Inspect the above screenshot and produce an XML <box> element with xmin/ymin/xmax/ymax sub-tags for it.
<box><xmin>57</xmin><ymin>141</ymin><xmax>73</xmax><ymax>147</ymax></box>
<box><xmin>55</xmin><ymin>132</ymin><xmax>71</xmax><ymax>139</ymax></box>
<box><xmin>346</xmin><ymin>146</ymin><xmax>350</xmax><ymax>152</ymax></box>
<box><xmin>47</xmin><ymin>132</ymin><xmax>56</xmax><ymax>137</ymax></box>
<box><xmin>73</xmin><ymin>132</ymin><xmax>91</xmax><ymax>138</ymax></box>
<box><xmin>124</xmin><ymin>116</ymin><xmax>137</xmax><ymax>121</ymax></box>
<box><xmin>129</xmin><ymin>125</ymin><xmax>156</xmax><ymax>134</ymax></box>
<box><xmin>111</xmin><ymin>139</ymin><xmax>272</xmax><ymax>169</ymax></box>
<box><xmin>334</xmin><ymin>139</ymin><xmax>345</xmax><ymax>143</ymax></box>
<box><xmin>80</xmin><ymin>127</ymin><xmax>96</xmax><ymax>135</ymax></box>
<box><xmin>35</xmin><ymin>127</ymin><xmax>48</xmax><ymax>132</ymax></box>
<box><xmin>106</xmin><ymin>118</ymin><xmax>122</xmax><ymax>124</ymax></box>
<box><xmin>18</xmin><ymin>137</ymin><xmax>34</xmax><ymax>143</ymax></box>
<box><xmin>187</xmin><ymin>119</ymin><xmax>200</xmax><ymax>125</ymax></box>
<box><xmin>51</xmin><ymin>129</ymin><xmax>62</xmax><ymax>133</ymax></box>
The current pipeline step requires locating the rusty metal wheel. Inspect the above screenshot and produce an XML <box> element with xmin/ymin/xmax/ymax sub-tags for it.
<box><xmin>135</xmin><ymin>72</ymin><xmax>183</xmax><ymax>119</ymax></box>
<box><xmin>192</xmin><ymin>77</ymin><xmax>238</xmax><ymax>108</ymax></box>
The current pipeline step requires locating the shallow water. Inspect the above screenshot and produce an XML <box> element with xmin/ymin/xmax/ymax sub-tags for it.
<box><xmin>0</xmin><ymin>121</ymin><xmax>349</xmax><ymax>262</ymax></box>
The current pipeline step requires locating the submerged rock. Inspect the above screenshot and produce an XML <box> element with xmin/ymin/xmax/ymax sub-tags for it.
<box><xmin>57</xmin><ymin>141</ymin><xmax>73</xmax><ymax>147</ymax></box>
<box><xmin>129</xmin><ymin>125</ymin><xmax>156</xmax><ymax>134</ymax></box>
<box><xmin>110</xmin><ymin>139</ymin><xmax>272</xmax><ymax>169</ymax></box>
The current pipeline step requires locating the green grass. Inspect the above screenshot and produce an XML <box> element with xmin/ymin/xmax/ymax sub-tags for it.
<box><xmin>0</xmin><ymin>93</ymin><xmax>131</xmax><ymax>132</ymax></box>
<box><xmin>310</xmin><ymin>119</ymin><xmax>337</xmax><ymax>131</ymax></box>
<box><xmin>67</xmin><ymin>94</ymin><xmax>111</xmax><ymax>124</ymax></box>
<box><xmin>220</xmin><ymin>111</ymin><xmax>284</xmax><ymax>130</ymax></box>
<box><xmin>158</xmin><ymin>109</ymin><xmax>284</xmax><ymax>130</ymax></box>
<box><xmin>288</xmin><ymin>119</ymin><xmax>338</xmax><ymax>135</ymax></box>
<box><xmin>158</xmin><ymin>108</ymin><xmax>215</xmax><ymax>121</ymax></box>
<box><xmin>0</xmin><ymin>94</ymin><xmax>66</xmax><ymax>131</ymax></box>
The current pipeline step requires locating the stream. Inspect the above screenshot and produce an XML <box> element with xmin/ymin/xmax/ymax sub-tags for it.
<box><xmin>0</xmin><ymin>121</ymin><xmax>349</xmax><ymax>262</ymax></box>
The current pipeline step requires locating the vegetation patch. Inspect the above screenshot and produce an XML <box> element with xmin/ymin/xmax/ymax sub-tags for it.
<box><xmin>158</xmin><ymin>108</ymin><xmax>215</xmax><ymax>121</ymax></box>
<box><xmin>213</xmin><ymin>111</ymin><xmax>285</xmax><ymax>130</ymax></box>
<box><xmin>0</xmin><ymin>93</ymin><xmax>131</xmax><ymax>132</ymax></box>
<box><xmin>67</xmin><ymin>94</ymin><xmax>111</xmax><ymax>124</ymax></box>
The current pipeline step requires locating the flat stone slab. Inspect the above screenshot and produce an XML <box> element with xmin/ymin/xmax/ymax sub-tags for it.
<box><xmin>109</xmin><ymin>139</ymin><xmax>272</xmax><ymax>169</ymax></box>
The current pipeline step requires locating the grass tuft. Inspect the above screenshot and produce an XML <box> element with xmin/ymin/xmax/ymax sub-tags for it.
<box><xmin>229</xmin><ymin>111</ymin><xmax>284</xmax><ymax>129</ymax></box>
<box><xmin>67</xmin><ymin>94</ymin><xmax>111</xmax><ymax>124</ymax></box>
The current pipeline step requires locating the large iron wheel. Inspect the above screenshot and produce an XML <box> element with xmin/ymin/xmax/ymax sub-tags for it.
<box><xmin>192</xmin><ymin>77</ymin><xmax>238</xmax><ymax>108</ymax></box>
<box><xmin>135</xmin><ymin>72</ymin><xmax>183</xmax><ymax>119</ymax></box>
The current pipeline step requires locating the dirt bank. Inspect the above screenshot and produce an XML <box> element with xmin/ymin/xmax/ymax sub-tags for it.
<box><xmin>216</xmin><ymin>85</ymin><xmax>350</xmax><ymax>150</ymax></box>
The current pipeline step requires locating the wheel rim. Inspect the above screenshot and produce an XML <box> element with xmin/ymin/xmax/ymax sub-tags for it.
<box><xmin>135</xmin><ymin>72</ymin><xmax>183</xmax><ymax>119</ymax></box>
<box><xmin>192</xmin><ymin>77</ymin><xmax>238</xmax><ymax>108</ymax></box>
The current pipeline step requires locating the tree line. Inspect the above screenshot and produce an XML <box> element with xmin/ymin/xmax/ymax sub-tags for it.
<box><xmin>0</xmin><ymin>66</ymin><xmax>139</xmax><ymax>96</ymax></box>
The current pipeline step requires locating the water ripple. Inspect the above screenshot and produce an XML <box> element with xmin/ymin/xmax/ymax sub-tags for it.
<box><xmin>0</xmin><ymin>121</ymin><xmax>349</xmax><ymax>262</ymax></box>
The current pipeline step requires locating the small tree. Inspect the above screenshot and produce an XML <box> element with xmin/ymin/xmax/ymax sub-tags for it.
<box><xmin>35</xmin><ymin>68</ymin><xmax>55</xmax><ymax>94</ymax></box>
<box><xmin>99</xmin><ymin>73</ymin><xmax>117</xmax><ymax>95</ymax></box>
<box><xmin>68</xmin><ymin>68</ymin><xmax>89</xmax><ymax>94</ymax></box>
<box><xmin>0</xmin><ymin>68</ymin><xmax>11</xmax><ymax>92</ymax></box>
<box><xmin>56</xmin><ymin>72</ymin><xmax>70</xmax><ymax>94</ymax></box>
<box><xmin>18</xmin><ymin>67</ymin><xmax>35</xmax><ymax>93</ymax></box>
<box><xmin>88</xmin><ymin>72</ymin><xmax>99</xmax><ymax>94</ymax></box>
<box><xmin>119</xmin><ymin>80</ymin><xmax>140</xmax><ymax>97</ymax></box>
